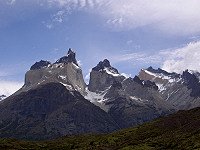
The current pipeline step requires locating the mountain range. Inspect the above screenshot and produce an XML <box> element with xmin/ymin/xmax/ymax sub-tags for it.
<box><xmin>0</xmin><ymin>48</ymin><xmax>200</xmax><ymax>140</ymax></box>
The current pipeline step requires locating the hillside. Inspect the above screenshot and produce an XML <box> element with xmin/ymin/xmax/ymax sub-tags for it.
<box><xmin>1</xmin><ymin>107</ymin><xmax>200</xmax><ymax>149</ymax></box>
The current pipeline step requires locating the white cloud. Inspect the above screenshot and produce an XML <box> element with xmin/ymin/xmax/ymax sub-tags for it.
<box><xmin>110</xmin><ymin>52</ymin><xmax>162</xmax><ymax>64</ymax></box>
<box><xmin>77</xmin><ymin>60</ymin><xmax>82</xmax><ymax>66</ymax></box>
<box><xmin>85</xmin><ymin>68</ymin><xmax>92</xmax><ymax>84</ymax></box>
<box><xmin>98</xmin><ymin>0</ymin><xmax>200</xmax><ymax>35</ymax></box>
<box><xmin>7</xmin><ymin>0</ymin><xmax>16</xmax><ymax>5</ymax></box>
<box><xmin>161</xmin><ymin>41</ymin><xmax>200</xmax><ymax>73</ymax></box>
<box><xmin>46</xmin><ymin>0</ymin><xmax>106</xmax><ymax>9</ymax></box>
<box><xmin>3</xmin><ymin>0</ymin><xmax>200</xmax><ymax>35</ymax></box>
<box><xmin>109</xmin><ymin>41</ymin><xmax>200</xmax><ymax>74</ymax></box>
<box><xmin>0</xmin><ymin>80</ymin><xmax>23</xmax><ymax>96</ymax></box>
<box><xmin>44</xmin><ymin>0</ymin><xmax>200</xmax><ymax>35</ymax></box>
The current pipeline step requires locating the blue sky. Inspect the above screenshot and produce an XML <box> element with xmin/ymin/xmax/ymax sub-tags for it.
<box><xmin>1</xmin><ymin>0</ymin><xmax>200</xmax><ymax>95</ymax></box>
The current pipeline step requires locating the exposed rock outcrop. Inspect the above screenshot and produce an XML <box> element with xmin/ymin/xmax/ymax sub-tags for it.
<box><xmin>20</xmin><ymin>49</ymin><xmax>86</xmax><ymax>95</ymax></box>
<box><xmin>30</xmin><ymin>60</ymin><xmax>51</xmax><ymax>70</ymax></box>
<box><xmin>88</xmin><ymin>59</ymin><xmax>125</xmax><ymax>92</ymax></box>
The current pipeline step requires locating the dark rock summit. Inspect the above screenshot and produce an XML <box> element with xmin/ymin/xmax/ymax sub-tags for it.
<box><xmin>147</xmin><ymin>66</ymin><xmax>180</xmax><ymax>78</ymax></box>
<box><xmin>55</xmin><ymin>48</ymin><xmax>78</xmax><ymax>66</ymax></box>
<box><xmin>182</xmin><ymin>70</ymin><xmax>200</xmax><ymax>97</ymax></box>
<box><xmin>92</xmin><ymin>59</ymin><xmax>119</xmax><ymax>73</ymax></box>
<box><xmin>88</xmin><ymin>59</ymin><xmax>125</xmax><ymax>92</ymax></box>
<box><xmin>30</xmin><ymin>60</ymin><xmax>51</xmax><ymax>70</ymax></box>
<box><xmin>133</xmin><ymin>76</ymin><xmax>158</xmax><ymax>90</ymax></box>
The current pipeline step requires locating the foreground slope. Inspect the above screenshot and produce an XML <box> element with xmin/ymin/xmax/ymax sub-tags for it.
<box><xmin>1</xmin><ymin>106</ymin><xmax>200</xmax><ymax>149</ymax></box>
<box><xmin>0</xmin><ymin>83</ymin><xmax>119</xmax><ymax>140</ymax></box>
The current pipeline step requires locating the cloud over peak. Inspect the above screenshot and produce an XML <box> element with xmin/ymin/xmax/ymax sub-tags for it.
<box><xmin>162</xmin><ymin>41</ymin><xmax>200</xmax><ymax>73</ymax></box>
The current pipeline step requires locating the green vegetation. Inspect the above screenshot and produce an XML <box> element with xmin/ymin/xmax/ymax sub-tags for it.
<box><xmin>1</xmin><ymin>107</ymin><xmax>200</xmax><ymax>150</ymax></box>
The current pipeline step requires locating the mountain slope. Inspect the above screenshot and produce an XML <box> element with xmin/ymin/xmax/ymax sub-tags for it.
<box><xmin>1</xmin><ymin>107</ymin><xmax>200</xmax><ymax>149</ymax></box>
<box><xmin>0</xmin><ymin>82</ymin><xmax>119</xmax><ymax>140</ymax></box>
<box><xmin>139</xmin><ymin>67</ymin><xmax>200</xmax><ymax>110</ymax></box>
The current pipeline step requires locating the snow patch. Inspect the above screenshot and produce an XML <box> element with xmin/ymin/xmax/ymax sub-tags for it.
<box><xmin>143</xmin><ymin>69</ymin><xmax>157</xmax><ymax>77</ymax></box>
<box><xmin>85</xmin><ymin>87</ymin><xmax>107</xmax><ymax>103</ymax></box>
<box><xmin>104</xmin><ymin>68</ymin><xmax>120</xmax><ymax>77</ymax></box>
<box><xmin>72</xmin><ymin>62</ymin><xmax>80</xmax><ymax>69</ymax></box>
<box><xmin>84</xmin><ymin>87</ymin><xmax>110</xmax><ymax>112</ymax></box>
<box><xmin>129</xmin><ymin>96</ymin><xmax>149</xmax><ymax>103</ymax></box>
<box><xmin>59</xmin><ymin>82</ymin><xmax>73</xmax><ymax>90</ymax></box>
<box><xmin>59</xmin><ymin>75</ymin><xmax>67</xmax><ymax>80</ymax></box>
<box><xmin>156</xmin><ymin>84</ymin><xmax>166</xmax><ymax>92</ymax></box>
<box><xmin>144</xmin><ymin>69</ymin><xmax>179</xmax><ymax>83</ymax></box>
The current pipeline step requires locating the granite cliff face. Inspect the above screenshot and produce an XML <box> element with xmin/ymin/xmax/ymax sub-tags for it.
<box><xmin>88</xmin><ymin>59</ymin><xmax>125</xmax><ymax>92</ymax></box>
<box><xmin>21</xmin><ymin>49</ymin><xmax>86</xmax><ymax>95</ymax></box>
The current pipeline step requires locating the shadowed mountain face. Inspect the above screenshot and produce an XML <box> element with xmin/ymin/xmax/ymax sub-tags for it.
<box><xmin>0</xmin><ymin>82</ymin><xmax>119</xmax><ymax>140</ymax></box>
<box><xmin>1</xmin><ymin>107</ymin><xmax>200</xmax><ymax>149</ymax></box>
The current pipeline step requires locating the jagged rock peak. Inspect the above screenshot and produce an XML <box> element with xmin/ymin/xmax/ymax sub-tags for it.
<box><xmin>133</xmin><ymin>75</ymin><xmax>158</xmax><ymax>90</ymax></box>
<box><xmin>30</xmin><ymin>60</ymin><xmax>51</xmax><ymax>70</ymax></box>
<box><xmin>133</xmin><ymin>76</ymin><xmax>143</xmax><ymax>85</ymax></box>
<box><xmin>93</xmin><ymin>59</ymin><xmax>111</xmax><ymax>70</ymax></box>
<box><xmin>92</xmin><ymin>59</ymin><xmax>119</xmax><ymax>73</ymax></box>
<box><xmin>146</xmin><ymin>66</ymin><xmax>180</xmax><ymax>78</ymax></box>
<box><xmin>55</xmin><ymin>48</ymin><xmax>78</xmax><ymax>65</ymax></box>
<box><xmin>181</xmin><ymin>70</ymin><xmax>200</xmax><ymax>97</ymax></box>
<box><xmin>147</xmin><ymin>66</ymin><xmax>170</xmax><ymax>75</ymax></box>
<box><xmin>182</xmin><ymin>70</ymin><xmax>199</xmax><ymax>85</ymax></box>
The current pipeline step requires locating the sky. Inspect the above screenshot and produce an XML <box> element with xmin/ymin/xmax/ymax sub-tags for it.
<box><xmin>1</xmin><ymin>0</ymin><xmax>200</xmax><ymax>95</ymax></box>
